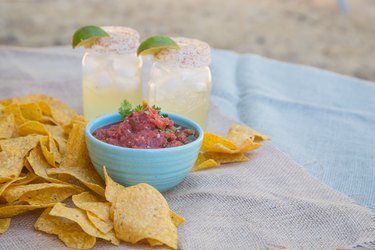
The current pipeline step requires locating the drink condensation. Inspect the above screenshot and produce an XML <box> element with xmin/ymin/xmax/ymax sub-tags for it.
<box><xmin>148</xmin><ymin>37</ymin><xmax>212</xmax><ymax>130</ymax></box>
<box><xmin>82</xmin><ymin>26</ymin><xmax>142</xmax><ymax>120</ymax></box>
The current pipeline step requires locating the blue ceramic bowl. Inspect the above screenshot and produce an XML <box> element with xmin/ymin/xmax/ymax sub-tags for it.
<box><xmin>85</xmin><ymin>112</ymin><xmax>203</xmax><ymax>192</ymax></box>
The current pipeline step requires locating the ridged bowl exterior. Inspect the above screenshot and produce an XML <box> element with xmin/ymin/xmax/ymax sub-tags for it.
<box><xmin>85</xmin><ymin>112</ymin><xmax>203</xmax><ymax>192</ymax></box>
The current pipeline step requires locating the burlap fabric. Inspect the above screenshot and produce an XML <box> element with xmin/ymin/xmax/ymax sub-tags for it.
<box><xmin>0</xmin><ymin>46</ymin><xmax>374</xmax><ymax>249</ymax></box>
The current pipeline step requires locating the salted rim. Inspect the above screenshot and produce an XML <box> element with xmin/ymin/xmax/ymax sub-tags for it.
<box><xmin>154</xmin><ymin>37</ymin><xmax>211</xmax><ymax>68</ymax></box>
<box><xmin>89</xmin><ymin>26</ymin><xmax>140</xmax><ymax>54</ymax></box>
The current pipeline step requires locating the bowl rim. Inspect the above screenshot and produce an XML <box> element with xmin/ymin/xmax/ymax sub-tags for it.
<box><xmin>85</xmin><ymin>111</ymin><xmax>204</xmax><ymax>152</ymax></box>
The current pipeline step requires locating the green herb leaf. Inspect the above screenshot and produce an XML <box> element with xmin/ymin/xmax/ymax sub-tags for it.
<box><xmin>152</xmin><ymin>105</ymin><xmax>162</xmax><ymax>112</ymax></box>
<box><xmin>161</xmin><ymin>113</ymin><xmax>168</xmax><ymax>118</ymax></box>
<box><xmin>187</xmin><ymin>134</ymin><xmax>195</xmax><ymax>142</ymax></box>
<box><xmin>119</xmin><ymin>100</ymin><xmax>133</xmax><ymax>118</ymax></box>
<box><xmin>134</xmin><ymin>105</ymin><xmax>143</xmax><ymax>112</ymax></box>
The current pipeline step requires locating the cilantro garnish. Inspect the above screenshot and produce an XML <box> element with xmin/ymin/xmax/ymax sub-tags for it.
<box><xmin>119</xmin><ymin>100</ymin><xmax>133</xmax><ymax>118</ymax></box>
<box><xmin>118</xmin><ymin>100</ymin><xmax>166</xmax><ymax>118</ymax></box>
<box><xmin>187</xmin><ymin>134</ymin><xmax>195</xmax><ymax>142</ymax></box>
<box><xmin>134</xmin><ymin>105</ymin><xmax>143</xmax><ymax>112</ymax></box>
<box><xmin>152</xmin><ymin>105</ymin><xmax>161</xmax><ymax>112</ymax></box>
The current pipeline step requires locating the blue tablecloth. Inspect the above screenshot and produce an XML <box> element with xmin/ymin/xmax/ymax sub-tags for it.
<box><xmin>210</xmin><ymin>49</ymin><xmax>375</xmax><ymax>209</ymax></box>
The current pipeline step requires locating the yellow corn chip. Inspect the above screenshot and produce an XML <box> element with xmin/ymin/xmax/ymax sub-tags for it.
<box><xmin>63</xmin><ymin>115</ymin><xmax>87</xmax><ymax>135</ymax></box>
<box><xmin>192</xmin><ymin>159</ymin><xmax>220</xmax><ymax>172</ymax></box>
<box><xmin>17</xmin><ymin>121</ymin><xmax>49</xmax><ymax>136</ymax></box>
<box><xmin>19</xmin><ymin>103</ymin><xmax>43</xmax><ymax>121</ymax></box>
<box><xmin>86</xmin><ymin>211</ymin><xmax>113</xmax><ymax>234</ymax></box>
<box><xmin>205</xmin><ymin>152</ymin><xmax>249</xmax><ymax>164</ymax></box>
<box><xmin>147</xmin><ymin>238</ymin><xmax>164</xmax><ymax>246</ymax></box>
<box><xmin>49</xmin><ymin>203</ymin><xmax>119</xmax><ymax>245</ymax></box>
<box><xmin>0</xmin><ymin>134</ymin><xmax>41</xmax><ymax>154</ymax></box>
<box><xmin>170</xmin><ymin>210</ymin><xmax>186</xmax><ymax>227</ymax></box>
<box><xmin>0</xmin><ymin>218</ymin><xmax>11</xmax><ymax>234</ymax></box>
<box><xmin>2</xmin><ymin>183</ymin><xmax>83</xmax><ymax>204</ymax></box>
<box><xmin>60</xmin><ymin>123</ymin><xmax>91</xmax><ymax>169</ymax></box>
<box><xmin>201</xmin><ymin>132</ymin><xmax>237</xmax><ymax>151</ymax></box>
<box><xmin>40</xmin><ymin>136</ymin><xmax>55</xmax><ymax>167</ymax></box>
<box><xmin>47</xmin><ymin>167</ymin><xmax>105</xmax><ymax>197</ymax></box>
<box><xmin>227</xmin><ymin>123</ymin><xmax>271</xmax><ymax>142</ymax></box>
<box><xmin>72</xmin><ymin>192</ymin><xmax>110</xmax><ymax>221</ymax></box>
<box><xmin>35</xmin><ymin>207</ymin><xmax>96</xmax><ymax>250</ymax></box>
<box><xmin>103</xmin><ymin>167</ymin><xmax>126</xmax><ymax>203</ymax></box>
<box><xmin>205</xmin><ymin>138</ymin><xmax>261</xmax><ymax>154</ymax></box>
<box><xmin>112</xmin><ymin>183</ymin><xmax>178</xmax><ymax>249</ymax></box>
<box><xmin>12</xmin><ymin>172</ymin><xmax>41</xmax><ymax>186</ymax></box>
<box><xmin>0</xmin><ymin>151</ymin><xmax>24</xmax><ymax>183</ymax></box>
<box><xmin>37</xmin><ymin>101</ymin><xmax>53</xmax><ymax>117</ymax></box>
<box><xmin>27</xmin><ymin>147</ymin><xmax>64</xmax><ymax>183</ymax></box>
<box><xmin>0</xmin><ymin>177</ymin><xmax>25</xmax><ymax>198</ymax></box>
<box><xmin>0</xmin><ymin>114</ymin><xmax>15</xmax><ymax>139</ymax></box>
<box><xmin>9</xmin><ymin>95</ymin><xmax>78</xmax><ymax>126</ymax></box>
<box><xmin>3</xmin><ymin>104</ymin><xmax>26</xmax><ymax>125</ymax></box>
<box><xmin>0</xmin><ymin>203</ymin><xmax>55</xmax><ymax>218</ymax></box>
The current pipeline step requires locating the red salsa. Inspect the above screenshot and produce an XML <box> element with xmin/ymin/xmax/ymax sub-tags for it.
<box><xmin>93</xmin><ymin>106</ymin><xmax>197</xmax><ymax>149</ymax></box>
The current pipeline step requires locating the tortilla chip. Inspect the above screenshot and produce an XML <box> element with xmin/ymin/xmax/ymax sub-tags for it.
<box><xmin>63</xmin><ymin>115</ymin><xmax>87</xmax><ymax>135</ymax></box>
<box><xmin>201</xmin><ymin>132</ymin><xmax>237</xmax><ymax>151</ymax></box>
<box><xmin>40</xmin><ymin>136</ymin><xmax>57</xmax><ymax>167</ymax></box>
<box><xmin>86</xmin><ymin>211</ymin><xmax>113</xmax><ymax>234</ymax></box>
<box><xmin>27</xmin><ymin>147</ymin><xmax>64</xmax><ymax>183</ymax></box>
<box><xmin>35</xmin><ymin>207</ymin><xmax>96</xmax><ymax>250</ymax></box>
<box><xmin>9</xmin><ymin>95</ymin><xmax>78</xmax><ymax>126</ymax></box>
<box><xmin>17</xmin><ymin>121</ymin><xmax>49</xmax><ymax>136</ymax></box>
<box><xmin>0</xmin><ymin>218</ymin><xmax>11</xmax><ymax>234</ymax></box>
<box><xmin>37</xmin><ymin>101</ymin><xmax>53</xmax><ymax>117</ymax></box>
<box><xmin>170</xmin><ymin>210</ymin><xmax>186</xmax><ymax>227</ymax></box>
<box><xmin>0</xmin><ymin>151</ymin><xmax>24</xmax><ymax>182</ymax></box>
<box><xmin>48</xmin><ymin>135</ymin><xmax>62</xmax><ymax>163</ymax></box>
<box><xmin>103</xmin><ymin>167</ymin><xmax>126</xmax><ymax>203</ymax></box>
<box><xmin>205</xmin><ymin>152</ymin><xmax>249</xmax><ymax>164</ymax></box>
<box><xmin>205</xmin><ymin>138</ymin><xmax>261</xmax><ymax>154</ymax></box>
<box><xmin>0</xmin><ymin>177</ymin><xmax>25</xmax><ymax>198</ymax></box>
<box><xmin>147</xmin><ymin>238</ymin><xmax>164</xmax><ymax>246</ymax></box>
<box><xmin>227</xmin><ymin>123</ymin><xmax>271</xmax><ymax>142</ymax></box>
<box><xmin>19</xmin><ymin>103</ymin><xmax>43</xmax><ymax>121</ymax></box>
<box><xmin>12</xmin><ymin>172</ymin><xmax>41</xmax><ymax>186</ymax></box>
<box><xmin>0</xmin><ymin>114</ymin><xmax>15</xmax><ymax>139</ymax></box>
<box><xmin>2</xmin><ymin>183</ymin><xmax>82</xmax><ymax>204</ymax></box>
<box><xmin>0</xmin><ymin>134</ymin><xmax>41</xmax><ymax>154</ymax></box>
<box><xmin>0</xmin><ymin>203</ymin><xmax>55</xmax><ymax>218</ymax></box>
<box><xmin>49</xmin><ymin>203</ymin><xmax>119</xmax><ymax>245</ymax></box>
<box><xmin>72</xmin><ymin>192</ymin><xmax>110</xmax><ymax>221</ymax></box>
<box><xmin>112</xmin><ymin>183</ymin><xmax>178</xmax><ymax>249</ymax></box>
<box><xmin>3</xmin><ymin>104</ymin><xmax>26</xmax><ymax>125</ymax></box>
<box><xmin>192</xmin><ymin>159</ymin><xmax>220</xmax><ymax>172</ymax></box>
<box><xmin>44</xmin><ymin>124</ymin><xmax>67</xmax><ymax>154</ymax></box>
<box><xmin>60</xmin><ymin>123</ymin><xmax>91</xmax><ymax>169</ymax></box>
<box><xmin>47</xmin><ymin>167</ymin><xmax>105</xmax><ymax>197</ymax></box>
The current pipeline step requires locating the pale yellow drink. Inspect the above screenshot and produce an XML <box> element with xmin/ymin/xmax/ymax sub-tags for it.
<box><xmin>82</xmin><ymin>26</ymin><xmax>142</xmax><ymax>120</ymax></box>
<box><xmin>148</xmin><ymin>37</ymin><xmax>212</xmax><ymax>130</ymax></box>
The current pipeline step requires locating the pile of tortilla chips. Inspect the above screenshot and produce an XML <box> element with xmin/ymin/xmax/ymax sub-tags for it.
<box><xmin>0</xmin><ymin>94</ymin><xmax>184</xmax><ymax>249</ymax></box>
<box><xmin>192</xmin><ymin>124</ymin><xmax>271</xmax><ymax>171</ymax></box>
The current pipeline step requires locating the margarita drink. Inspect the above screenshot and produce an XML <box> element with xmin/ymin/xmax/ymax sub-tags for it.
<box><xmin>82</xmin><ymin>26</ymin><xmax>142</xmax><ymax>120</ymax></box>
<box><xmin>148</xmin><ymin>37</ymin><xmax>212</xmax><ymax>129</ymax></box>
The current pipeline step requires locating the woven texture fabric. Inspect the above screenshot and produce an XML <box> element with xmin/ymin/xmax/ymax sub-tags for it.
<box><xmin>0</xmin><ymin>46</ymin><xmax>374</xmax><ymax>249</ymax></box>
<box><xmin>210</xmin><ymin>49</ymin><xmax>375</xmax><ymax>209</ymax></box>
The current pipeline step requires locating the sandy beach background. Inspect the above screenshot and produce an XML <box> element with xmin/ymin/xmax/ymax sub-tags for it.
<box><xmin>0</xmin><ymin>0</ymin><xmax>374</xmax><ymax>81</ymax></box>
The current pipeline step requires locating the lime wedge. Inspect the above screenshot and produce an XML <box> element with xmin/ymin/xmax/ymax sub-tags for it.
<box><xmin>137</xmin><ymin>36</ymin><xmax>179</xmax><ymax>56</ymax></box>
<box><xmin>71</xmin><ymin>26</ymin><xmax>109</xmax><ymax>48</ymax></box>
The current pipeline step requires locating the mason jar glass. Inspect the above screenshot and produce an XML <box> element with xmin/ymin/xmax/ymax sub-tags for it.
<box><xmin>82</xmin><ymin>26</ymin><xmax>142</xmax><ymax>120</ymax></box>
<box><xmin>147</xmin><ymin>37</ymin><xmax>212</xmax><ymax>129</ymax></box>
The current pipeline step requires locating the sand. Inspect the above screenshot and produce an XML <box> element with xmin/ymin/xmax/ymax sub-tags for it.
<box><xmin>0</xmin><ymin>0</ymin><xmax>374</xmax><ymax>81</ymax></box>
